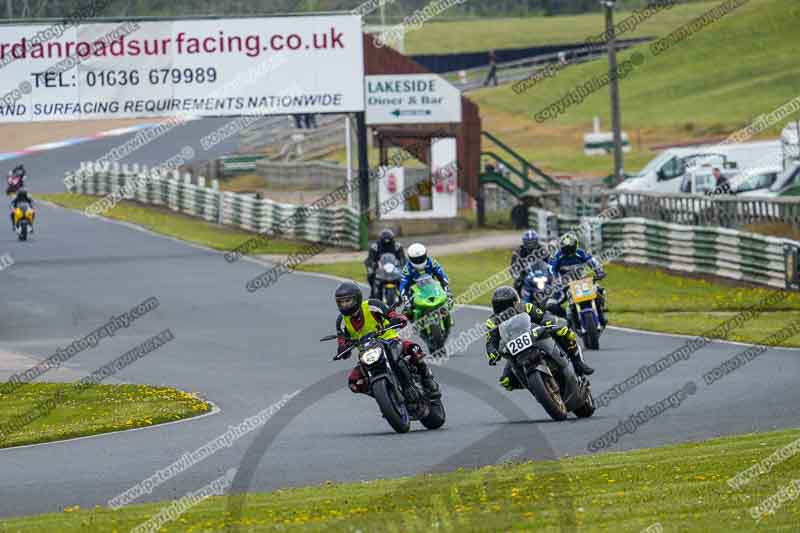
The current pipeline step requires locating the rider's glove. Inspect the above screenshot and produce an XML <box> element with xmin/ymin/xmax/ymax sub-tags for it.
<box><xmin>487</xmin><ymin>351</ymin><xmax>501</xmax><ymax>366</ymax></box>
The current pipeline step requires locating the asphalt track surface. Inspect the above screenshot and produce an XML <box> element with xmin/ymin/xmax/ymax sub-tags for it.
<box><xmin>1</xmin><ymin>120</ymin><xmax>799</xmax><ymax>518</ymax></box>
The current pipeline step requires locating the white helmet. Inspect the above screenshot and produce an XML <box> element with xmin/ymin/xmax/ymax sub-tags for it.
<box><xmin>407</xmin><ymin>242</ymin><xmax>428</xmax><ymax>272</ymax></box>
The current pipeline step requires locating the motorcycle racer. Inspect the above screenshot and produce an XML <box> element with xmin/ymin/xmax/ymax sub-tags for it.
<box><xmin>399</xmin><ymin>243</ymin><xmax>451</xmax><ymax>309</ymax></box>
<box><xmin>484</xmin><ymin>286</ymin><xmax>594</xmax><ymax>393</ymax></box>
<box><xmin>549</xmin><ymin>234</ymin><xmax>607</xmax><ymax>326</ymax></box>
<box><xmin>333</xmin><ymin>281</ymin><xmax>440</xmax><ymax>398</ymax></box>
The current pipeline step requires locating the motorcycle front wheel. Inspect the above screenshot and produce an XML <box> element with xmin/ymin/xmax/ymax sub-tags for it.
<box><xmin>384</xmin><ymin>288</ymin><xmax>397</xmax><ymax>308</ymax></box>
<box><xmin>583</xmin><ymin>315</ymin><xmax>600</xmax><ymax>351</ymax></box>
<box><xmin>18</xmin><ymin>222</ymin><xmax>27</xmax><ymax>241</ymax></box>
<box><xmin>372</xmin><ymin>379</ymin><xmax>410</xmax><ymax>433</ymax></box>
<box><xmin>428</xmin><ymin>322</ymin><xmax>445</xmax><ymax>353</ymax></box>
<box><xmin>527</xmin><ymin>371</ymin><xmax>568</xmax><ymax>421</ymax></box>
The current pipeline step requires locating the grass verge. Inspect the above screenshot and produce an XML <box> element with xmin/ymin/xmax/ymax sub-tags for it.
<box><xmin>2</xmin><ymin>427</ymin><xmax>799</xmax><ymax>531</ymax></box>
<box><xmin>0</xmin><ymin>383</ymin><xmax>210</xmax><ymax>449</ymax></box>
<box><xmin>297</xmin><ymin>249</ymin><xmax>800</xmax><ymax>347</ymax></box>
<box><xmin>39</xmin><ymin>193</ymin><xmax>310</xmax><ymax>256</ymax></box>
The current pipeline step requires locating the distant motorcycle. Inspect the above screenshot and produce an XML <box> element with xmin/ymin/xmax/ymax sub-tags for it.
<box><xmin>407</xmin><ymin>275</ymin><xmax>452</xmax><ymax>354</ymax></box>
<box><xmin>520</xmin><ymin>260</ymin><xmax>564</xmax><ymax>317</ymax></box>
<box><xmin>13</xmin><ymin>203</ymin><xmax>34</xmax><ymax>241</ymax></box>
<box><xmin>321</xmin><ymin>324</ymin><xmax>446</xmax><ymax>434</ymax></box>
<box><xmin>497</xmin><ymin>313</ymin><xmax>595</xmax><ymax>421</ymax></box>
<box><xmin>373</xmin><ymin>253</ymin><xmax>403</xmax><ymax>308</ymax></box>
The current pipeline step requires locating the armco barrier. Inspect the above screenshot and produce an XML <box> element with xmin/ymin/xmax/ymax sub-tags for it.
<box><xmin>65</xmin><ymin>162</ymin><xmax>360</xmax><ymax>249</ymax></box>
<box><xmin>528</xmin><ymin>206</ymin><xmax>798</xmax><ymax>289</ymax></box>
<box><xmin>601</xmin><ymin>218</ymin><xmax>794</xmax><ymax>289</ymax></box>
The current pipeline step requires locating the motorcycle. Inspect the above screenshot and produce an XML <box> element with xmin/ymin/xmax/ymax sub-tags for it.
<box><xmin>407</xmin><ymin>275</ymin><xmax>453</xmax><ymax>354</ymax></box>
<box><xmin>559</xmin><ymin>265</ymin><xmax>604</xmax><ymax>351</ymax></box>
<box><xmin>520</xmin><ymin>260</ymin><xmax>565</xmax><ymax>318</ymax></box>
<box><xmin>13</xmin><ymin>203</ymin><xmax>34</xmax><ymax>241</ymax></box>
<box><xmin>374</xmin><ymin>253</ymin><xmax>402</xmax><ymax>308</ymax></box>
<box><xmin>497</xmin><ymin>312</ymin><xmax>595</xmax><ymax>421</ymax></box>
<box><xmin>321</xmin><ymin>324</ymin><xmax>446</xmax><ymax>434</ymax></box>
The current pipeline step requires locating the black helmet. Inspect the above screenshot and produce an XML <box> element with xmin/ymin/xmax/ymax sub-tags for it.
<box><xmin>560</xmin><ymin>233</ymin><xmax>578</xmax><ymax>257</ymax></box>
<box><xmin>378</xmin><ymin>229</ymin><xmax>395</xmax><ymax>249</ymax></box>
<box><xmin>17</xmin><ymin>187</ymin><xmax>27</xmax><ymax>197</ymax></box>
<box><xmin>491</xmin><ymin>286</ymin><xmax>520</xmax><ymax>316</ymax></box>
<box><xmin>335</xmin><ymin>281</ymin><xmax>363</xmax><ymax>316</ymax></box>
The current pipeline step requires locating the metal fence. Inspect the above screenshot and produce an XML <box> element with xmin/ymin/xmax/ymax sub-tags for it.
<box><xmin>556</xmin><ymin>188</ymin><xmax>800</xmax><ymax>230</ymax></box>
<box><xmin>65</xmin><ymin>162</ymin><xmax>361</xmax><ymax>249</ymax></box>
<box><xmin>529</xmin><ymin>206</ymin><xmax>798</xmax><ymax>289</ymax></box>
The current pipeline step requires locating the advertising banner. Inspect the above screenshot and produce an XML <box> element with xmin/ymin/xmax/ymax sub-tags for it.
<box><xmin>0</xmin><ymin>15</ymin><xmax>364</xmax><ymax>122</ymax></box>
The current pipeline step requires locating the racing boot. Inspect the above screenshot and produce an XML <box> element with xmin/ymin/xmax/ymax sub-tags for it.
<box><xmin>568</xmin><ymin>343</ymin><xmax>594</xmax><ymax>376</ymax></box>
<box><xmin>499</xmin><ymin>363</ymin><xmax>522</xmax><ymax>391</ymax></box>
<box><xmin>417</xmin><ymin>361</ymin><xmax>441</xmax><ymax>399</ymax></box>
<box><xmin>555</xmin><ymin>325</ymin><xmax>594</xmax><ymax>376</ymax></box>
<box><xmin>597</xmin><ymin>288</ymin><xmax>608</xmax><ymax>327</ymax></box>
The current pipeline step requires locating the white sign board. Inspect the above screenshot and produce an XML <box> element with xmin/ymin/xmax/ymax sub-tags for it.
<box><xmin>365</xmin><ymin>74</ymin><xmax>461</xmax><ymax>125</ymax></box>
<box><xmin>377</xmin><ymin>138</ymin><xmax>458</xmax><ymax>220</ymax></box>
<box><xmin>0</xmin><ymin>15</ymin><xmax>364</xmax><ymax>122</ymax></box>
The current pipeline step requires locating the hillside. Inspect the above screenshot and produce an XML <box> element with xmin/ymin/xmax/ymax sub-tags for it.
<box><xmin>471</xmin><ymin>0</ymin><xmax>800</xmax><ymax>174</ymax></box>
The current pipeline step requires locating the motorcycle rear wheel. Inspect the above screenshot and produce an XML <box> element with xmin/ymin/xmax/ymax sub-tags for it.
<box><xmin>372</xmin><ymin>380</ymin><xmax>410</xmax><ymax>433</ymax></box>
<box><xmin>527</xmin><ymin>371</ymin><xmax>568</xmax><ymax>421</ymax></box>
<box><xmin>573</xmin><ymin>390</ymin><xmax>596</xmax><ymax>418</ymax></box>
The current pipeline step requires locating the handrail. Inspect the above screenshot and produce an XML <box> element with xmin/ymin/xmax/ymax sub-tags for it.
<box><xmin>481</xmin><ymin>131</ymin><xmax>559</xmax><ymax>189</ymax></box>
<box><xmin>480</xmin><ymin>151</ymin><xmax>546</xmax><ymax>194</ymax></box>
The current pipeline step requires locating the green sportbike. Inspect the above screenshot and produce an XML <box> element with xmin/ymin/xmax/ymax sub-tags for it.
<box><xmin>407</xmin><ymin>275</ymin><xmax>453</xmax><ymax>354</ymax></box>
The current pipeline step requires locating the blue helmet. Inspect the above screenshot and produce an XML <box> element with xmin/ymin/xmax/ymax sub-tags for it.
<box><xmin>522</xmin><ymin>230</ymin><xmax>539</xmax><ymax>251</ymax></box>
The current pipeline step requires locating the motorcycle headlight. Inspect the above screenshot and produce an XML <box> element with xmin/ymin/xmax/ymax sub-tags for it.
<box><xmin>534</xmin><ymin>276</ymin><xmax>548</xmax><ymax>290</ymax></box>
<box><xmin>383</xmin><ymin>263</ymin><xmax>395</xmax><ymax>274</ymax></box>
<box><xmin>360</xmin><ymin>347</ymin><xmax>382</xmax><ymax>365</ymax></box>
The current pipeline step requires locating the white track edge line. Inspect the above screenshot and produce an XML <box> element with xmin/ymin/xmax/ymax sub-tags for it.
<box><xmin>0</xmin><ymin>400</ymin><xmax>220</xmax><ymax>452</ymax></box>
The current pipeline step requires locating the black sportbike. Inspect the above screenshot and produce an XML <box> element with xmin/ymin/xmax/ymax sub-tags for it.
<box><xmin>497</xmin><ymin>313</ymin><xmax>595</xmax><ymax>421</ymax></box>
<box><xmin>321</xmin><ymin>325</ymin><xmax>446</xmax><ymax>434</ymax></box>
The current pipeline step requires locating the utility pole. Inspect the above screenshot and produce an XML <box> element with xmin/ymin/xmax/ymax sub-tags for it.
<box><xmin>356</xmin><ymin>112</ymin><xmax>370</xmax><ymax>250</ymax></box>
<box><xmin>602</xmin><ymin>0</ymin><xmax>624</xmax><ymax>185</ymax></box>
<box><xmin>6</xmin><ymin>0</ymin><xmax>12</xmax><ymax>19</ymax></box>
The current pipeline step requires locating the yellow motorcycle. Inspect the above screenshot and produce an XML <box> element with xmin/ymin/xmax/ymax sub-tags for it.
<box><xmin>566</xmin><ymin>276</ymin><xmax>603</xmax><ymax>350</ymax></box>
<box><xmin>13</xmin><ymin>203</ymin><xmax>34</xmax><ymax>241</ymax></box>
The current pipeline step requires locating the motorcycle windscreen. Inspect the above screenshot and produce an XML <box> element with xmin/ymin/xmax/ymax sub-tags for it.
<box><xmin>498</xmin><ymin>313</ymin><xmax>532</xmax><ymax>347</ymax></box>
<box><xmin>413</xmin><ymin>276</ymin><xmax>446</xmax><ymax>309</ymax></box>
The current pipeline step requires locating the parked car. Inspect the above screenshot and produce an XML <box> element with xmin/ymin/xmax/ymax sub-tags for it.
<box><xmin>615</xmin><ymin>140</ymin><xmax>782</xmax><ymax>193</ymax></box>
<box><xmin>729</xmin><ymin>166</ymin><xmax>783</xmax><ymax>196</ymax></box>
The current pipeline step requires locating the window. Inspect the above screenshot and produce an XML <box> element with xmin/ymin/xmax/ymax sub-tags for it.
<box><xmin>659</xmin><ymin>157</ymin><xmax>684</xmax><ymax>180</ymax></box>
<box><xmin>679</xmin><ymin>175</ymin><xmax>692</xmax><ymax>193</ymax></box>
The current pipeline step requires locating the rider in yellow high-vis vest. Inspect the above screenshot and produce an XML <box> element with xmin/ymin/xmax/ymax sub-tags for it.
<box><xmin>334</xmin><ymin>281</ymin><xmax>440</xmax><ymax>398</ymax></box>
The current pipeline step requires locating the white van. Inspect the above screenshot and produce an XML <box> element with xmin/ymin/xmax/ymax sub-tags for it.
<box><xmin>615</xmin><ymin>140</ymin><xmax>783</xmax><ymax>193</ymax></box>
